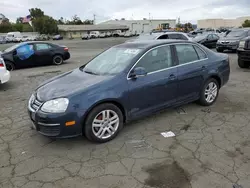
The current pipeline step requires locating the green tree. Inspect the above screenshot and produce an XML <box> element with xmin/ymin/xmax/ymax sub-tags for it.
<box><xmin>0</xmin><ymin>19</ymin><xmax>13</xmax><ymax>33</ymax></box>
<box><xmin>83</xmin><ymin>19</ymin><xmax>94</xmax><ymax>25</ymax></box>
<box><xmin>242</xmin><ymin>20</ymin><xmax>250</xmax><ymax>28</ymax></box>
<box><xmin>29</xmin><ymin>8</ymin><xmax>58</xmax><ymax>34</ymax></box>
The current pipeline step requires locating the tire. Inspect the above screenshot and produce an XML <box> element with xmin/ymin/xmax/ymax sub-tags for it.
<box><xmin>216</xmin><ymin>49</ymin><xmax>223</xmax><ymax>53</ymax></box>
<box><xmin>5</xmin><ymin>61</ymin><xmax>15</xmax><ymax>71</ymax></box>
<box><xmin>199</xmin><ymin>78</ymin><xmax>219</xmax><ymax>106</ymax></box>
<box><xmin>53</xmin><ymin>55</ymin><xmax>63</xmax><ymax>65</ymax></box>
<box><xmin>84</xmin><ymin>103</ymin><xmax>124</xmax><ymax>143</ymax></box>
<box><xmin>238</xmin><ymin>59</ymin><xmax>249</xmax><ymax>68</ymax></box>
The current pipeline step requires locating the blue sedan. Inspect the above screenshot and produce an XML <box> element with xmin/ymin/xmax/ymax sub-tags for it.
<box><xmin>28</xmin><ymin>40</ymin><xmax>230</xmax><ymax>142</ymax></box>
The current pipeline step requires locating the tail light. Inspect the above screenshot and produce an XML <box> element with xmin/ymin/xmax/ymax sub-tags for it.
<box><xmin>64</xmin><ymin>47</ymin><xmax>69</xmax><ymax>51</ymax></box>
<box><xmin>0</xmin><ymin>63</ymin><xmax>4</xmax><ymax>67</ymax></box>
<box><xmin>0</xmin><ymin>58</ymin><xmax>4</xmax><ymax>67</ymax></box>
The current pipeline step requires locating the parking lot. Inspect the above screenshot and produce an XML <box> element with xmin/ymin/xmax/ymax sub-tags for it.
<box><xmin>0</xmin><ymin>38</ymin><xmax>250</xmax><ymax>188</ymax></box>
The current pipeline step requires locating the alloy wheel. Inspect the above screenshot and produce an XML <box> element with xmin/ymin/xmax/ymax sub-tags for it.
<box><xmin>205</xmin><ymin>82</ymin><xmax>218</xmax><ymax>103</ymax></box>
<box><xmin>92</xmin><ymin>110</ymin><xmax>119</xmax><ymax>140</ymax></box>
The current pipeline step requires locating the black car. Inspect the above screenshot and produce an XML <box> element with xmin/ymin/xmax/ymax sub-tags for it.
<box><xmin>193</xmin><ymin>33</ymin><xmax>220</xmax><ymax>48</ymax></box>
<box><xmin>0</xmin><ymin>42</ymin><xmax>70</xmax><ymax>71</ymax></box>
<box><xmin>52</xmin><ymin>35</ymin><xmax>63</xmax><ymax>40</ymax></box>
<box><xmin>237</xmin><ymin>37</ymin><xmax>250</xmax><ymax>68</ymax></box>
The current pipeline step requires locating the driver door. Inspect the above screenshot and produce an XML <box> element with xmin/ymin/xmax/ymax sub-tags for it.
<box><xmin>127</xmin><ymin>45</ymin><xmax>178</xmax><ymax>119</ymax></box>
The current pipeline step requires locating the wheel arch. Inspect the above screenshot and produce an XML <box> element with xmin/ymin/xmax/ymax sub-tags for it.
<box><xmin>207</xmin><ymin>75</ymin><xmax>222</xmax><ymax>88</ymax></box>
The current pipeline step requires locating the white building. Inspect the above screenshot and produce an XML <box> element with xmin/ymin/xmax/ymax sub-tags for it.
<box><xmin>100</xmin><ymin>19</ymin><xmax>176</xmax><ymax>34</ymax></box>
<box><xmin>198</xmin><ymin>16</ymin><xmax>250</xmax><ymax>29</ymax></box>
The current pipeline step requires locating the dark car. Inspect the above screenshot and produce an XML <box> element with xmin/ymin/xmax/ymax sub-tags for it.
<box><xmin>193</xmin><ymin>33</ymin><xmax>220</xmax><ymax>48</ymax></box>
<box><xmin>52</xmin><ymin>35</ymin><xmax>63</xmax><ymax>40</ymax></box>
<box><xmin>28</xmin><ymin>40</ymin><xmax>230</xmax><ymax>143</ymax></box>
<box><xmin>237</xmin><ymin>37</ymin><xmax>250</xmax><ymax>68</ymax></box>
<box><xmin>216</xmin><ymin>28</ymin><xmax>250</xmax><ymax>52</ymax></box>
<box><xmin>0</xmin><ymin>42</ymin><xmax>70</xmax><ymax>71</ymax></box>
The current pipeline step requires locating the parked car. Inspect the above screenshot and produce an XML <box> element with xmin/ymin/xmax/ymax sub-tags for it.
<box><xmin>237</xmin><ymin>37</ymin><xmax>250</xmax><ymax>68</ymax></box>
<box><xmin>0</xmin><ymin>57</ymin><xmax>10</xmax><ymax>84</ymax></box>
<box><xmin>52</xmin><ymin>35</ymin><xmax>63</xmax><ymax>40</ymax></box>
<box><xmin>124</xmin><ymin>31</ymin><xmax>133</xmax><ymax>37</ymax></box>
<box><xmin>38</xmin><ymin>34</ymin><xmax>50</xmax><ymax>41</ymax></box>
<box><xmin>1</xmin><ymin>42</ymin><xmax>70</xmax><ymax>71</ymax></box>
<box><xmin>21</xmin><ymin>36</ymin><xmax>30</xmax><ymax>42</ymax></box>
<box><xmin>99</xmin><ymin>32</ymin><xmax>107</xmax><ymax>38</ymax></box>
<box><xmin>216</xmin><ymin>28</ymin><xmax>250</xmax><ymax>52</ymax></box>
<box><xmin>6</xmin><ymin>32</ymin><xmax>22</xmax><ymax>43</ymax></box>
<box><xmin>127</xmin><ymin>32</ymin><xmax>192</xmax><ymax>42</ymax></box>
<box><xmin>27</xmin><ymin>40</ymin><xmax>230</xmax><ymax>143</ymax></box>
<box><xmin>106</xmin><ymin>32</ymin><xmax>112</xmax><ymax>37</ymax></box>
<box><xmin>82</xmin><ymin>33</ymin><xmax>90</xmax><ymax>40</ymax></box>
<box><xmin>113</xmin><ymin>30</ymin><xmax>125</xmax><ymax>37</ymax></box>
<box><xmin>90</xmin><ymin>31</ymin><xmax>100</xmax><ymax>38</ymax></box>
<box><xmin>0</xmin><ymin>36</ymin><xmax>6</xmax><ymax>44</ymax></box>
<box><xmin>193</xmin><ymin>33</ymin><xmax>220</xmax><ymax>48</ymax></box>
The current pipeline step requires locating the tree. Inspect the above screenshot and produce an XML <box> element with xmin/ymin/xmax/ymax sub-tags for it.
<box><xmin>242</xmin><ymin>20</ymin><xmax>250</xmax><ymax>28</ymax></box>
<box><xmin>83</xmin><ymin>19</ymin><xmax>94</xmax><ymax>25</ymax></box>
<box><xmin>29</xmin><ymin>8</ymin><xmax>58</xmax><ymax>34</ymax></box>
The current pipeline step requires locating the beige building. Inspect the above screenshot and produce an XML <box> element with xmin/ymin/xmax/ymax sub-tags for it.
<box><xmin>198</xmin><ymin>16</ymin><xmax>250</xmax><ymax>28</ymax></box>
<box><xmin>100</xmin><ymin>19</ymin><xmax>176</xmax><ymax>34</ymax></box>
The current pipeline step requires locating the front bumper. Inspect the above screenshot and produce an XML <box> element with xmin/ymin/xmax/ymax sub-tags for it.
<box><xmin>237</xmin><ymin>48</ymin><xmax>250</xmax><ymax>62</ymax></box>
<box><xmin>28</xmin><ymin>99</ymin><xmax>83</xmax><ymax>138</ymax></box>
<box><xmin>216</xmin><ymin>43</ymin><xmax>239</xmax><ymax>50</ymax></box>
<box><xmin>0</xmin><ymin>70</ymin><xmax>10</xmax><ymax>84</ymax></box>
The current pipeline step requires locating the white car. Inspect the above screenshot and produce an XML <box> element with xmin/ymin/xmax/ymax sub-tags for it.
<box><xmin>124</xmin><ymin>31</ymin><xmax>133</xmax><ymax>37</ymax></box>
<box><xmin>99</xmin><ymin>32</ymin><xmax>107</xmax><ymax>38</ymax></box>
<box><xmin>0</xmin><ymin>58</ymin><xmax>10</xmax><ymax>84</ymax></box>
<box><xmin>90</xmin><ymin>31</ymin><xmax>100</xmax><ymax>38</ymax></box>
<box><xmin>82</xmin><ymin>33</ymin><xmax>90</xmax><ymax>40</ymax></box>
<box><xmin>15</xmin><ymin>37</ymin><xmax>23</xmax><ymax>43</ymax></box>
<box><xmin>106</xmin><ymin>32</ymin><xmax>112</xmax><ymax>37</ymax></box>
<box><xmin>21</xmin><ymin>36</ymin><xmax>30</xmax><ymax>42</ymax></box>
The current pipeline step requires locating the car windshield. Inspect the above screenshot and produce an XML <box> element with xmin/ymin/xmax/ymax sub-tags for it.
<box><xmin>226</xmin><ymin>30</ymin><xmax>248</xmax><ymax>37</ymax></box>
<box><xmin>83</xmin><ymin>47</ymin><xmax>142</xmax><ymax>75</ymax></box>
<box><xmin>4</xmin><ymin>44</ymin><xmax>21</xmax><ymax>52</ymax></box>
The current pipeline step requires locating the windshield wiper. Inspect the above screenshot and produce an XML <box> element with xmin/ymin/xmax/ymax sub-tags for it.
<box><xmin>84</xmin><ymin>70</ymin><xmax>98</xmax><ymax>75</ymax></box>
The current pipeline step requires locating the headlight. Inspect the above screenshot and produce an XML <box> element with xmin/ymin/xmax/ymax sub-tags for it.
<box><xmin>41</xmin><ymin>98</ymin><xmax>69</xmax><ymax>113</ymax></box>
<box><xmin>239</xmin><ymin>41</ymin><xmax>245</xmax><ymax>48</ymax></box>
<box><xmin>28</xmin><ymin>94</ymin><xmax>35</xmax><ymax>106</ymax></box>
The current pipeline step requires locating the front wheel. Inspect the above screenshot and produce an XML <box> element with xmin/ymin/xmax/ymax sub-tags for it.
<box><xmin>84</xmin><ymin>103</ymin><xmax>124</xmax><ymax>143</ymax></box>
<box><xmin>199</xmin><ymin>78</ymin><xmax>219</xmax><ymax>106</ymax></box>
<box><xmin>238</xmin><ymin>59</ymin><xmax>249</xmax><ymax>68</ymax></box>
<box><xmin>53</xmin><ymin>55</ymin><xmax>63</xmax><ymax>65</ymax></box>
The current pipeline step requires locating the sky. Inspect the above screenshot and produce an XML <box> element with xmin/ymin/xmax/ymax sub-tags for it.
<box><xmin>1</xmin><ymin>0</ymin><xmax>250</xmax><ymax>23</ymax></box>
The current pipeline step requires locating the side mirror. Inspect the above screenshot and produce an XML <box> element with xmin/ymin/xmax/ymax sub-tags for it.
<box><xmin>129</xmin><ymin>67</ymin><xmax>147</xmax><ymax>79</ymax></box>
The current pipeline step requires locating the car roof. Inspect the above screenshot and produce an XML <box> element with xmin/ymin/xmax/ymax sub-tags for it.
<box><xmin>115</xmin><ymin>40</ymin><xmax>195</xmax><ymax>50</ymax></box>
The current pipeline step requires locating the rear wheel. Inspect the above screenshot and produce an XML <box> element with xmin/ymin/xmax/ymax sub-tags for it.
<box><xmin>53</xmin><ymin>55</ymin><xmax>63</xmax><ymax>65</ymax></box>
<box><xmin>238</xmin><ymin>59</ymin><xmax>249</xmax><ymax>68</ymax></box>
<box><xmin>5</xmin><ymin>61</ymin><xmax>15</xmax><ymax>71</ymax></box>
<box><xmin>199</xmin><ymin>78</ymin><xmax>219</xmax><ymax>106</ymax></box>
<box><xmin>84</xmin><ymin>103</ymin><xmax>124</xmax><ymax>143</ymax></box>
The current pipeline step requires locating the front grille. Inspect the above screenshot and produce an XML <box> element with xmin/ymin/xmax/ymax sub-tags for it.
<box><xmin>39</xmin><ymin>125</ymin><xmax>60</xmax><ymax>136</ymax></box>
<box><xmin>31</xmin><ymin>97</ymin><xmax>43</xmax><ymax>111</ymax></box>
<box><xmin>222</xmin><ymin>42</ymin><xmax>230</xmax><ymax>44</ymax></box>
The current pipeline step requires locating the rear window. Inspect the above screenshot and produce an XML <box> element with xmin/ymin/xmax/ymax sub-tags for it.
<box><xmin>194</xmin><ymin>46</ymin><xmax>207</xmax><ymax>60</ymax></box>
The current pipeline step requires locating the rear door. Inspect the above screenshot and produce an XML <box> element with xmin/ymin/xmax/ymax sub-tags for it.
<box><xmin>174</xmin><ymin>44</ymin><xmax>208</xmax><ymax>103</ymax></box>
<box><xmin>34</xmin><ymin>43</ymin><xmax>53</xmax><ymax>65</ymax></box>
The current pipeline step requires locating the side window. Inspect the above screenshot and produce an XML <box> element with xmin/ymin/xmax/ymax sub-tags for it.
<box><xmin>193</xmin><ymin>45</ymin><xmax>207</xmax><ymax>60</ymax></box>
<box><xmin>175</xmin><ymin>44</ymin><xmax>199</xmax><ymax>64</ymax></box>
<box><xmin>179</xmin><ymin>34</ymin><xmax>188</xmax><ymax>40</ymax></box>
<box><xmin>168</xmin><ymin>34</ymin><xmax>178</xmax><ymax>39</ymax></box>
<box><xmin>212</xmin><ymin>34</ymin><xmax>219</xmax><ymax>40</ymax></box>
<box><xmin>135</xmin><ymin>45</ymin><xmax>173</xmax><ymax>73</ymax></box>
<box><xmin>35</xmin><ymin>43</ymin><xmax>51</xmax><ymax>51</ymax></box>
<box><xmin>207</xmin><ymin>34</ymin><xmax>213</xmax><ymax>40</ymax></box>
<box><xmin>158</xmin><ymin>34</ymin><xmax>169</xmax><ymax>39</ymax></box>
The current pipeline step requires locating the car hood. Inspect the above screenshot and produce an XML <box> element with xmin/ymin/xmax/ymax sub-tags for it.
<box><xmin>36</xmin><ymin>68</ymin><xmax>112</xmax><ymax>101</ymax></box>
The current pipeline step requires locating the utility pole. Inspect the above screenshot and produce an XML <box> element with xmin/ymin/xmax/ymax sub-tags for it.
<box><xmin>93</xmin><ymin>14</ymin><xmax>96</xmax><ymax>25</ymax></box>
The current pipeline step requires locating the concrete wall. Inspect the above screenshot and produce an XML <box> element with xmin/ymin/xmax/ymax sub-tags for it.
<box><xmin>101</xmin><ymin>19</ymin><xmax>176</xmax><ymax>34</ymax></box>
<box><xmin>198</xmin><ymin>16</ymin><xmax>250</xmax><ymax>28</ymax></box>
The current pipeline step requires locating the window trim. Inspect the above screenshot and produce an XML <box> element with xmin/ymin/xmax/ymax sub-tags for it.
<box><xmin>127</xmin><ymin>43</ymin><xmax>208</xmax><ymax>80</ymax></box>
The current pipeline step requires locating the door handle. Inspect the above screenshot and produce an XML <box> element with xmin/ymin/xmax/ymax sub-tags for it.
<box><xmin>168</xmin><ymin>74</ymin><xmax>176</xmax><ymax>80</ymax></box>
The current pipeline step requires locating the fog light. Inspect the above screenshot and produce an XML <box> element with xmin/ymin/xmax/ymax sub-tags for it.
<box><xmin>65</xmin><ymin>121</ymin><xmax>75</xmax><ymax>126</ymax></box>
